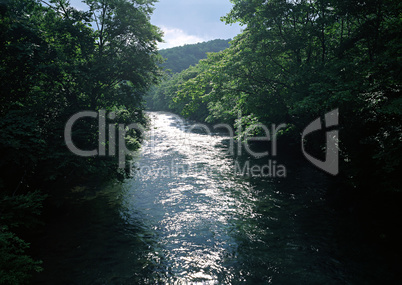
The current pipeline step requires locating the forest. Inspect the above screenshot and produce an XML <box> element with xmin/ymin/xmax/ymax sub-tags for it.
<box><xmin>0</xmin><ymin>0</ymin><xmax>401</xmax><ymax>283</ymax></box>
<box><xmin>146</xmin><ymin>39</ymin><xmax>231</xmax><ymax>110</ymax></box>
<box><xmin>0</xmin><ymin>0</ymin><xmax>162</xmax><ymax>283</ymax></box>
<box><xmin>149</xmin><ymin>0</ymin><xmax>401</xmax><ymax>197</ymax></box>
<box><xmin>158</xmin><ymin>39</ymin><xmax>231</xmax><ymax>73</ymax></box>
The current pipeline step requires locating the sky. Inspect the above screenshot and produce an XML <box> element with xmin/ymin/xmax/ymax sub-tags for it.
<box><xmin>69</xmin><ymin>0</ymin><xmax>243</xmax><ymax>50</ymax></box>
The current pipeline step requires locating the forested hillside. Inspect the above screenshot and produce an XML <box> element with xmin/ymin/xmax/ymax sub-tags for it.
<box><xmin>0</xmin><ymin>0</ymin><xmax>161</xmax><ymax>283</ymax></box>
<box><xmin>159</xmin><ymin>39</ymin><xmax>231</xmax><ymax>73</ymax></box>
<box><xmin>146</xmin><ymin>39</ymin><xmax>231</xmax><ymax>110</ymax></box>
<box><xmin>147</xmin><ymin>0</ymin><xmax>402</xmax><ymax>241</ymax></box>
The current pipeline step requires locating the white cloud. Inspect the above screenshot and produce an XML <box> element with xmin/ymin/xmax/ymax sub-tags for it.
<box><xmin>159</xmin><ymin>26</ymin><xmax>207</xmax><ymax>49</ymax></box>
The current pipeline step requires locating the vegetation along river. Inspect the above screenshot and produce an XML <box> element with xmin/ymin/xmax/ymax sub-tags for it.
<box><xmin>33</xmin><ymin>112</ymin><xmax>397</xmax><ymax>284</ymax></box>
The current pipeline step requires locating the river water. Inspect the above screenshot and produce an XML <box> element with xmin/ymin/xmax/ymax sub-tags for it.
<box><xmin>33</xmin><ymin>112</ymin><xmax>396</xmax><ymax>284</ymax></box>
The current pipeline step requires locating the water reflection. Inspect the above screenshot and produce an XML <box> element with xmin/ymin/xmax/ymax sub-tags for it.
<box><xmin>119</xmin><ymin>112</ymin><xmax>336</xmax><ymax>284</ymax></box>
<box><xmin>122</xmin><ymin>112</ymin><xmax>248</xmax><ymax>283</ymax></box>
<box><xmin>33</xmin><ymin>111</ymin><xmax>395</xmax><ymax>284</ymax></box>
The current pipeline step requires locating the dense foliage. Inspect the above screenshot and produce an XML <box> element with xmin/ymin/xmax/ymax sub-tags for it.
<box><xmin>0</xmin><ymin>0</ymin><xmax>161</xmax><ymax>283</ymax></box>
<box><xmin>158</xmin><ymin>39</ymin><xmax>231</xmax><ymax>73</ymax></box>
<box><xmin>149</xmin><ymin>0</ymin><xmax>401</xmax><ymax>217</ymax></box>
<box><xmin>146</xmin><ymin>39</ymin><xmax>231</xmax><ymax>112</ymax></box>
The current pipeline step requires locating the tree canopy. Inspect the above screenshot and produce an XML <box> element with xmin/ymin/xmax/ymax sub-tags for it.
<box><xmin>0</xmin><ymin>0</ymin><xmax>162</xmax><ymax>282</ymax></box>
<box><xmin>145</xmin><ymin>39</ymin><xmax>231</xmax><ymax>112</ymax></box>
<box><xmin>149</xmin><ymin>0</ymin><xmax>401</xmax><ymax>196</ymax></box>
<box><xmin>159</xmin><ymin>39</ymin><xmax>231</xmax><ymax>73</ymax></box>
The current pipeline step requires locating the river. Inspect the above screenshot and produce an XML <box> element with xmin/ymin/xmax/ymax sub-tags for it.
<box><xmin>33</xmin><ymin>111</ymin><xmax>397</xmax><ymax>284</ymax></box>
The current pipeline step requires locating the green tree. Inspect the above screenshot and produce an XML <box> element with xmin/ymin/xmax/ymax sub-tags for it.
<box><xmin>145</xmin><ymin>39</ymin><xmax>231</xmax><ymax>113</ymax></box>
<box><xmin>166</xmin><ymin>0</ymin><xmax>401</xmax><ymax>197</ymax></box>
<box><xmin>158</xmin><ymin>39</ymin><xmax>231</xmax><ymax>73</ymax></box>
<box><xmin>0</xmin><ymin>0</ymin><xmax>162</xmax><ymax>281</ymax></box>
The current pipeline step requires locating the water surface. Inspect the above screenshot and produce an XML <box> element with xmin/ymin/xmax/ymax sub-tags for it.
<box><xmin>34</xmin><ymin>112</ymin><xmax>396</xmax><ymax>284</ymax></box>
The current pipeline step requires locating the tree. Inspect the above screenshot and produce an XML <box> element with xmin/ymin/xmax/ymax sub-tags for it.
<box><xmin>158</xmin><ymin>39</ymin><xmax>231</xmax><ymax>73</ymax></box>
<box><xmin>0</xmin><ymin>0</ymin><xmax>162</xmax><ymax>281</ymax></box>
<box><xmin>163</xmin><ymin>0</ymin><xmax>401</xmax><ymax>197</ymax></box>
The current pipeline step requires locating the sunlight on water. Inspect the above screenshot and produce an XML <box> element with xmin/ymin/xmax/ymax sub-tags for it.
<box><xmin>33</xmin><ymin>111</ymin><xmax>393</xmax><ymax>284</ymax></box>
<box><xmin>122</xmin><ymin>112</ymin><xmax>258</xmax><ymax>283</ymax></box>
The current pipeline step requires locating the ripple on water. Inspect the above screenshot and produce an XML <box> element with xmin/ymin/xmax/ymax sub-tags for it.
<box><xmin>33</xmin><ymin>112</ymin><xmax>396</xmax><ymax>284</ymax></box>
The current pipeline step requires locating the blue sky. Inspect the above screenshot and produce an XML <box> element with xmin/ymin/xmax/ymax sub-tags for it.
<box><xmin>69</xmin><ymin>0</ymin><xmax>243</xmax><ymax>49</ymax></box>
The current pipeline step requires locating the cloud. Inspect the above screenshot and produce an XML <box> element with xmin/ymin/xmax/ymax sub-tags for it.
<box><xmin>159</xmin><ymin>26</ymin><xmax>207</xmax><ymax>49</ymax></box>
<box><xmin>151</xmin><ymin>1</ymin><xmax>242</xmax><ymax>49</ymax></box>
<box><xmin>69</xmin><ymin>0</ymin><xmax>243</xmax><ymax>49</ymax></box>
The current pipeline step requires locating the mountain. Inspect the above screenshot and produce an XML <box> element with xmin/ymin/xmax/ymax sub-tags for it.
<box><xmin>159</xmin><ymin>39</ymin><xmax>231</xmax><ymax>73</ymax></box>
